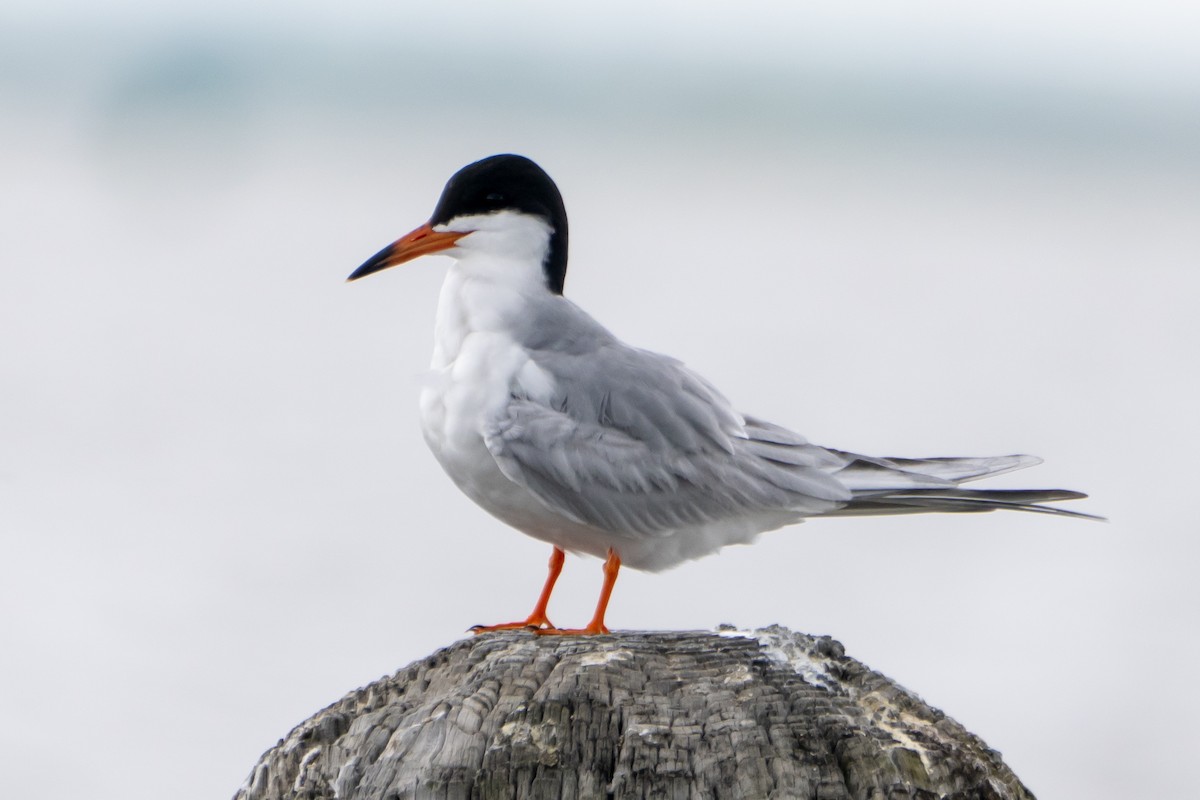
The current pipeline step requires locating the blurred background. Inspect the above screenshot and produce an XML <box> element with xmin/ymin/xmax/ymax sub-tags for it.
<box><xmin>2</xmin><ymin>2</ymin><xmax>1197</xmax><ymax>797</ymax></box>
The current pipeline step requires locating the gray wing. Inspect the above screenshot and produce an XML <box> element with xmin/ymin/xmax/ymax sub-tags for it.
<box><xmin>482</xmin><ymin>342</ymin><xmax>852</xmax><ymax>537</ymax></box>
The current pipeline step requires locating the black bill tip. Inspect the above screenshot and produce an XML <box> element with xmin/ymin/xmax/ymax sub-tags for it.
<box><xmin>346</xmin><ymin>241</ymin><xmax>397</xmax><ymax>282</ymax></box>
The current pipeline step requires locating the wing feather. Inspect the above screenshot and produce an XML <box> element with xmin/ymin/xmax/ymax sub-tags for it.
<box><xmin>483</xmin><ymin>344</ymin><xmax>851</xmax><ymax>537</ymax></box>
<box><xmin>484</xmin><ymin>305</ymin><xmax>1095</xmax><ymax>539</ymax></box>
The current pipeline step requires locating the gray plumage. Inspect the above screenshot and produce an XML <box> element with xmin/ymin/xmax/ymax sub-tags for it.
<box><xmin>480</xmin><ymin>295</ymin><xmax>1097</xmax><ymax>570</ymax></box>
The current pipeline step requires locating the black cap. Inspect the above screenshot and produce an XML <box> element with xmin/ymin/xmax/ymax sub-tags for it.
<box><xmin>431</xmin><ymin>155</ymin><xmax>569</xmax><ymax>294</ymax></box>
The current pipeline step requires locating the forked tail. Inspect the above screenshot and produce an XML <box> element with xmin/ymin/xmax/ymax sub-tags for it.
<box><xmin>821</xmin><ymin>452</ymin><xmax>1103</xmax><ymax>520</ymax></box>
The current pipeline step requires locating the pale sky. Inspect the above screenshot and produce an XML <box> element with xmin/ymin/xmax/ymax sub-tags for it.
<box><xmin>2</xmin><ymin>4</ymin><xmax>1197</xmax><ymax>799</ymax></box>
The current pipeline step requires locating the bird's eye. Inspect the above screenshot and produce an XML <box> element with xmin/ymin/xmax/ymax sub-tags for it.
<box><xmin>485</xmin><ymin>192</ymin><xmax>505</xmax><ymax>203</ymax></box>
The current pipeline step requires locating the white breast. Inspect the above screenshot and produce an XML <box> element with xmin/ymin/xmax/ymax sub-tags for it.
<box><xmin>418</xmin><ymin>251</ymin><xmax>580</xmax><ymax>548</ymax></box>
<box><xmin>420</xmin><ymin>329</ymin><xmax>538</xmax><ymax>516</ymax></box>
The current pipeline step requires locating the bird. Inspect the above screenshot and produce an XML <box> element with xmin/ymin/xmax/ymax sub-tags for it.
<box><xmin>347</xmin><ymin>154</ymin><xmax>1097</xmax><ymax>635</ymax></box>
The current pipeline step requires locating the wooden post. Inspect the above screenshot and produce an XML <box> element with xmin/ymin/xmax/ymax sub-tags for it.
<box><xmin>235</xmin><ymin>626</ymin><xmax>1034</xmax><ymax>799</ymax></box>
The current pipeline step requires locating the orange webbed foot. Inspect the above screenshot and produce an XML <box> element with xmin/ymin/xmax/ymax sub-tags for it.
<box><xmin>469</xmin><ymin>614</ymin><xmax>556</xmax><ymax>634</ymax></box>
<box><xmin>471</xmin><ymin>547</ymin><xmax>566</xmax><ymax>634</ymax></box>
<box><xmin>534</xmin><ymin>622</ymin><xmax>610</xmax><ymax>636</ymax></box>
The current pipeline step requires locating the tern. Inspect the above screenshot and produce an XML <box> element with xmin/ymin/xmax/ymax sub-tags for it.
<box><xmin>348</xmin><ymin>154</ymin><xmax>1096</xmax><ymax>635</ymax></box>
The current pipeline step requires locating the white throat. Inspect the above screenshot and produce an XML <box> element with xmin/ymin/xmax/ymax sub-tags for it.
<box><xmin>431</xmin><ymin>211</ymin><xmax>555</xmax><ymax>368</ymax></box>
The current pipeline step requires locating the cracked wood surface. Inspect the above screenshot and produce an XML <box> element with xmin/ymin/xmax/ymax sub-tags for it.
<box><xmin>234</xmin><ymin>626</ymin><xmax>1034</xmax><ymax>800</ymax></box>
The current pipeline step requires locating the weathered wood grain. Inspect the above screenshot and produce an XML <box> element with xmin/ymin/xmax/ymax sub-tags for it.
<box><xmin>235</xmin><ymin>626</ymin><xmax>1033</xmax><ymax>800</ymax></box>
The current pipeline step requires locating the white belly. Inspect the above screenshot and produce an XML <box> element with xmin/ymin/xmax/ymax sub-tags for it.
<box><xmin>419</xmin><ymin>330</ymin><xmax>619</xmax><ymax>560</ymax></box>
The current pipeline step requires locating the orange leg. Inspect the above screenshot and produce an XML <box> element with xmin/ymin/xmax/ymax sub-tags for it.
<box><xmin>471</xmin><ymin>547</ymin><xmax>565</xmax><ymax>633</ymax></box>
<box><xmin>538</xmin><ymin>548</ymin><xmax>620</xmax><ymax>636</ymax></box>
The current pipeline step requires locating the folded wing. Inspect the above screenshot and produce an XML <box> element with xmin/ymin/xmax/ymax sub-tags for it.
<box><xmin>484</xmin><ymin>338</ymin><xmax>1099</xmax><ymax>540</ymax></box>
<box><xmin>483</xmin><ymin>345</ymin><xmax>852</xmax><ymax>538</ymax></box>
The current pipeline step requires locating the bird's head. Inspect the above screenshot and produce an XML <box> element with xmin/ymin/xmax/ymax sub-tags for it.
<box><xmin>347</xmin><ymin>154</ymin><xmax>570</xmax><ymax>294</ymax></box>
